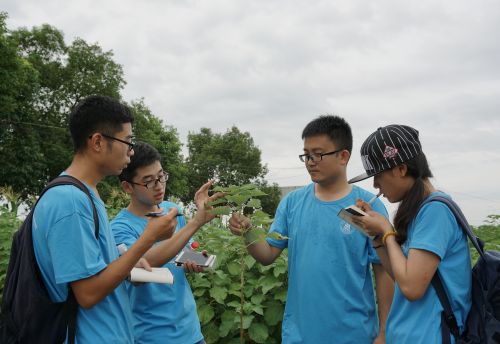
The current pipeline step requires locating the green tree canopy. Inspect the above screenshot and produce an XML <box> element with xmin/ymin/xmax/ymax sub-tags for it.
<box><xmin>0</xmin><ymin>17</ymin><xmax>126</xmax><ymax>201</ymax></box>
<box><xmin>183</xmin><ymin>126</ymin><xmax>279</xmax><ymax>211</ymax></box>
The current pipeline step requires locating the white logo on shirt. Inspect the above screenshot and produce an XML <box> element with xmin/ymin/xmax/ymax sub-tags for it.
<box><xmin>340</xmin><ymin>221</ymin><xmax>353</xmax><ymax>235</ymax></box>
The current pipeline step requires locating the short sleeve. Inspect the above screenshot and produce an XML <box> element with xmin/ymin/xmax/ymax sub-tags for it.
<box><xmin>408</xmin><ymin>202</ymin><xmax>456</xmax><ymax>259</ymax></box>
<box><xmin>266</xmin><ymin>196</ymin><xmax>289</xmax><ymax>249</ymax></box>
<box><xmin>47</xmin><ymin>212</ymin><xmax>106</xmax><ymax>284</ymax></box>
<box><xmin>112</xmin><ymin>220</ymin><xmax>140</xmax><ymax>249</ymax></box>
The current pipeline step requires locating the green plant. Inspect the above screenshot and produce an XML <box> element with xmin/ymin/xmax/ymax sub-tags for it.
<box><xmin>186</xmin><ymin>184</ymin><xmax>287</xmax><ymax>343</ymax></box>
<box><xmin>189</xmin><ymin>220</ymin><xmax>287</xmax><ymax>343</ymax></box>
<box><xmin>0</xmin><ymin>207</ymin><xmax>21</xmax><ymax>304</ymax></box>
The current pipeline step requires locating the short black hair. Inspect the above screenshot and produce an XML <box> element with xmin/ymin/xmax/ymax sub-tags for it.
<box><xmin>119</xmin><ymin>141</ymin><xmax>161</xmax><ymax>182</ymax></box>
<box><xmin>302</xmin><ymin>115</ymin><xmax>353</xmax><ymax>153</ymax></box>
<box><xmin>69</xmin><ymin>95</ymin><xmax>134</xmax><ymax>152</ymax></box>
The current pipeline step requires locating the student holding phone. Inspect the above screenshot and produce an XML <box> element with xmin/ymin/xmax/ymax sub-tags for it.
<box><xmin>111</xmin><ymin>142</ymin><xmax>222</xmax><ymax>344</ymax></box>
<box><xmin>349</xmin><ymin>125</ymin><xmax>472</xmax><ymax>343</ymax></box>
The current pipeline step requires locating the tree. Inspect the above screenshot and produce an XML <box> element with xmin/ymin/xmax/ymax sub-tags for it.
<box><xmin>98</xmin><ymin>99</ymin><xmax>188</xmax><ymax>201</ymax></box>
<box><xmin>183</xmin><ymin>126</ymin><xmax>268</xmax><ymax>203</ymax></box>
<box><xmin>0</xmin><ymin>12</ymin><xmax>43</xmax><ymax>199</ymax></box>
<box><xmin>0</xmin><ymin>19</ymin><xmax>126</xmax><ymax>200</ymax></box>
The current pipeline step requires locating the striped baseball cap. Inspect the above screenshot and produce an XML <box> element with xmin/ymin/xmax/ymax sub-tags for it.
<box><xmin>348</xmin><ymin>125</ymin><xmax>422</xmax><ymax>183</ymax></box>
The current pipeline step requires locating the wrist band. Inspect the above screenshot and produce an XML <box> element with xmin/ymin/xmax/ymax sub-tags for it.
<box><xmin>382</xmin><ymin>231</ymin><xmax>397</xmax><ymax>246</ymax></box>
<box><xmin>373</xmin><ymin>244</ymin><xmax>383</xmax><ymax>249</ymax></box>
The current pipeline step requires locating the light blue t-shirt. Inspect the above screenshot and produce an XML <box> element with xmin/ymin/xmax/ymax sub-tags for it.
<box><xmin>111</xmin><ymin>201</ymin><xmax>203</xmax><ymax>344</ymax></box>
<box><xmin>32</xmin><ymin>183</ymin><xmax>134</xmax><ymax>344</ymax></box>
<box><xmin>266</xmin><ymin>183</ymin><xmax>388</xmax><ymax>344</ymax></box>
<box><xmin>385</xmin><ymin>192</ymin><xmax>472</xmax><ymax>344</ymax></box>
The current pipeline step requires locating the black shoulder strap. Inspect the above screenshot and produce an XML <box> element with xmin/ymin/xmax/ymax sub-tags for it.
<box><xmin>37</xmin><ymin>175</ymin><xmax>100</xmax><ymax>344</ymax></box>
<box><xmin>419</xmin><ymin>195</ymin><xmax>480</xmax><ymax>343</ymax></box>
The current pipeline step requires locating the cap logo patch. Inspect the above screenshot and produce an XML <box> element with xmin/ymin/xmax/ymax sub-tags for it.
<box><xmin>383</xmin><ymin>145</ymin><xmax>398</xmax><ymax>159</ymax></box>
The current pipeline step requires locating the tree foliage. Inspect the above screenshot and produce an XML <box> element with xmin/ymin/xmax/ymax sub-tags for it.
<box><xmin>98</xmin><ymin>99</ymin><xmax>188</xmax><ymax>201</ymax></box>
<box><xmin>0</xmin><ymin>18</ymin><xmax>126</xmax><ymax>201</ymax></box>
<box><xmin>184</xmin><ymin>127</ymin><xmax>268</xmax><ymax>203</ymax></box>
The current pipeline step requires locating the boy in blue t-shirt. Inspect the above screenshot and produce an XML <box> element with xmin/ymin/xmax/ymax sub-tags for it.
<box><xmin>32</xmin><ymin>95</ymin><xmax>184</xmax><ymax>343</ymax></box>
<box><xmin>111</xmin><ymin>142</ymin><xmax>218</xmax><ymax>344</ymax></box>
<box><xmin>229</xmin><ymin>115</ymin><xmax>395</xmax><ymax>344</ymax></box>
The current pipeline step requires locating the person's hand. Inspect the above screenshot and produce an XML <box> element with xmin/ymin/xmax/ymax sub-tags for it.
<box><xmin>192</xmin><ymin>180</ymin><xmax>225</xmax><ymax>227</ymax></box>
<box><xmin>143</xmin><ymin>207</ymin><xmax>178</xmax><ymax>242</ymax></box>
<box><xmin>351</xmin><ymin>199</ymin><xmax>393</xmax><ymax>237</ymax></box>
<box><xmin>228</xmin><ymin>213</ymin><xmax>251</xmax><ymax>236</ymax></box>
<box><xmin>135</xmin><ymin>257</ymin><xmax>152</xmax><ymax>271</ymax></box>
<box><xmin>129</xmin><ymin>257</ymin><xmax>152</xmax><ymax>286</ymax></box>
<box><xmin>373</xmin><ymin>331</ymin><xmax>386</xmax><ymax>344</ymax></box>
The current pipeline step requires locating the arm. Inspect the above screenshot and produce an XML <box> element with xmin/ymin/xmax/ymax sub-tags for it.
<box><xmin>372</xmin><ymin>263</ymin><xmax>394</xmax><ymax>343</ymax></box>
<box><xmin>229</xmin><ymin>213</ymin><xmax>283</xmax><ymax>265</ymax></box>
<box><xmin>138</xmin><ymin>180</ymin><xmax>224</xmax><ymax>267</ymax></box>
<box><xmin>353</xmin><ymin>200</ymin><xmax>441</xmax><ymax>301</ymax></box>
<box><xmin>71</xmin><ymin>208</ymin><xmax>178</xmax><ymax>309</ymax></box>
<box><xmin>384</xmin><ymin>237</ymin><xmax>440</xmax><ymax>301</ymax></box>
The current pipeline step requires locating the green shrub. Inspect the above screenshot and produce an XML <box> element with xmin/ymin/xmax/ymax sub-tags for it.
<box><xmin>0</xmin><ymin>208</ymin><xmax>21</xmax><ymax>304</ymax></box>
<box><xmin>188</xmin><ymin>219</ymin><xmax>288</xmax><ymax>344</ymax></box>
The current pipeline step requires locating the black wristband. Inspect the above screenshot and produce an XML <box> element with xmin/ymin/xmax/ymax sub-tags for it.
<box><xmin>373</xmin><ymin>244</ymin><xmax>383</xmax><ymax>249</ymax></box>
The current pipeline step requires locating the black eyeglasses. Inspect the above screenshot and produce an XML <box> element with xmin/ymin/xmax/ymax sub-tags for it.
<box><xmin>128</xmin><ymin>172</ymin><xmax>169</xmax><ymax>189</ymax></box>
<box><xmin>100</xmin><ymin>133</ymin><xmax>135</xmax><ymax>151</ymax></box>
<box><xmin>299</xmin><ymin>149</ymin><xmax>344</xmax><ymax>163</ymax></box>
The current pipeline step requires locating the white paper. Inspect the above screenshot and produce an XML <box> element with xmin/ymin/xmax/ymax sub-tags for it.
<box><xmin>129</xmin><ymin>267</ymin><xmax>174</xmax><ymax>284</ymax></box>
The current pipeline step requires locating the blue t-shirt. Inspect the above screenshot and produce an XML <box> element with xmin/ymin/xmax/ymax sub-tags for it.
<box><xmin>266</xmin><ymin>183</ymin><xmax>388</xmax><ymax>344</ymax></box>
<box><xmin>32</xmin><ymin>183</ymin><xmax>134</xmax><ymax>344</ymax></box>
<box><xmin>385</xmin><ymin>192</ymin><xmax>472</xmax><ymax>344</ymax></box>
<box><xmin>111</xmin><ymin>201</ymin><xmax>203</xmax><ymax>344</ymax></box>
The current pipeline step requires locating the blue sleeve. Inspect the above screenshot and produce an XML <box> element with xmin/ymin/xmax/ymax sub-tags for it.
<box><xmin>266</xmin><ymin>196</ymin><xmax>289</xmax><ymax>249</ymax></box>
<box><xmin>368</xmin><ymin>198</ymin><xmax>388</xmax><ymax>264</ymax></box>
<box><xmin>112</xmin><ymin>219</ymin><xmax>140</xmax><ymax>249</ymax></box>
<box><xmin>47</xmin><ymin>212</ymin><xmax>106</xmax><ymax>284</ymax></box>
<box><xmin>408</xmin><ymin>202</ymin><xmax>456</xmax><ymax>259</ymax></box>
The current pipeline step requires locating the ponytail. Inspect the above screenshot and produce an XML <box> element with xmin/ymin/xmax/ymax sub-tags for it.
<box><xmin>393</xmin><ymin>153</ymin><xmax>433</xmax><ymax>244</ymax></box>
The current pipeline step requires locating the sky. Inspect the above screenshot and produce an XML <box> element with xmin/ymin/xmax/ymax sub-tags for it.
<box><xmin>3</xmin><ymin>0</ymin><xmax>500</xmax><ymax>225</ymax></box>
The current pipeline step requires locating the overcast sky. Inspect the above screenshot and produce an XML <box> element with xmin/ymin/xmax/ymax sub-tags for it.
<box><xmin>3</xmin><ymin>0</ymin><xmax>500</xmax><ymax>225</ymax></box>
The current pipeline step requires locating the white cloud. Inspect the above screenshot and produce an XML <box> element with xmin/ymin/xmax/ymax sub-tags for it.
<box><xmin>4</xmin><ymin>0</ymin><xmax>500</xmax><ymax>224</ymax></box>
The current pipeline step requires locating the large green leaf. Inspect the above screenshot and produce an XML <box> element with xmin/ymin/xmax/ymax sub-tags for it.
<box><xmin>209</xmin><ymin>286</ymin><xmax>228</xmax><ymax>304</ymax></box>
<box><xmin>248</xmin><ymin>322</ymin><xmax>269</xmax><ymax>343</ymax></box>
<box><xmin>198</xmin><ymin>304</ymin><xmax>215</xmax><ymax>325</ymax></box>
<box><xmin>264</xmin><ymin>302</ymin><xmax>284</xmax><ymax>326</ymax></box>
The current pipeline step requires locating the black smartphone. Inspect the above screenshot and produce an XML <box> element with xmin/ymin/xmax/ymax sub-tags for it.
<box><xmin>344</xmin><ymin>207</ymin><xmax>365</xmax><ymax>216</ymax></box>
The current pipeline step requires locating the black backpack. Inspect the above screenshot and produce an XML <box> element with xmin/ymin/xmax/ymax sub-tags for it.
<box><xmin>0</xmin><ymin>175</ymin><xmax>99</xmax><ymax>344</ymax></box>
<box><xmin>420</xmin><ymin>196</ymin><xmax>500</xmax><ymax>344</ymax></box>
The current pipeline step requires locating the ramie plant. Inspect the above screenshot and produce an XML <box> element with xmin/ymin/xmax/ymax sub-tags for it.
<box><xmin>205</xmin><ymin>184</ymin><xmax>287</xmax><ymax>343</ymax></box>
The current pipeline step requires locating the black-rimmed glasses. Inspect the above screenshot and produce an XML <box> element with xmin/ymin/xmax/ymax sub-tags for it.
<box><xmin>100</xmin><ymin>134</ymin><xmax>135</xmax><ymax>151</ymax></box>
<box><xmin>299</xmin><ymin>149</ymin><xmax>344</xmax><ymax>163</ymax></box>
<box><xmin>128</xmin><ymin>172</ymin><xmax>169</xmax><ymax>189</ymax></box>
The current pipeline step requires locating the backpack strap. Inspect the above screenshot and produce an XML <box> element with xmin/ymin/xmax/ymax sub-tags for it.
<box><xmin>419</xmin><ymin>195</ymin><xmax>480</xmax><ymax>343</ymax></box>
<box><xmin>37</xmin><ymin>175</ymin><xmax>100</xmax><ymax>344</ymax></box>
<box><xmin>432</xmin><ymin>273</ymin><xmax>461</xmax><ymax>343</ymax></box>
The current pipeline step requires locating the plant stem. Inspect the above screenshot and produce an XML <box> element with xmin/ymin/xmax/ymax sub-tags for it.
<box><xmin>240</xmin><ymin>252</ymin><xmax>245</xmax><ymax>344</ymax></box>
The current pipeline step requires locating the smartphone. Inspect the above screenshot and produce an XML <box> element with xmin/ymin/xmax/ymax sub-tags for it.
<box><xmin>174</xmin><ymin>248</ymin><xmax>216</xmax><ymax>268</ymax></box>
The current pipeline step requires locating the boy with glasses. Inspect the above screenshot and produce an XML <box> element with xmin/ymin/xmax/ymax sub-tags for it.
<box><xmin>111</xmin><ymin>142</ymin><xmax>218</xmax><ymax>344</ymax></box>
<box><xmin>229</xmin><ymin>115</ymin><xmax>394</xmax><ymax>344</ymax></box>
<box><xmin>31</xmin><ymin>95</ymin><xmax>195</xmax><ymax>342</ymax></box>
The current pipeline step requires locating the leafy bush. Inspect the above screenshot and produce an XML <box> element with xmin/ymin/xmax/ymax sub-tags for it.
<box><xmin>0</xmin><ymin>207</ymin><xmax>21</xmax><ymax>304</ymax></box>
<box><xmin>188</xmin><ymin>220</ymin><xmax>287</xmax><ymax>343</ymax></box>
